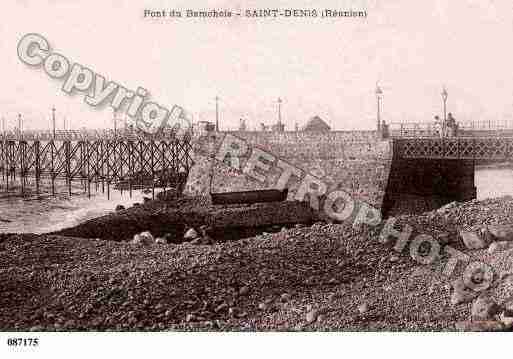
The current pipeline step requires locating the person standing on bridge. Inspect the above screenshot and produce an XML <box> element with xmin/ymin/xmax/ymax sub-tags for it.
<box><xmin>447</xmin><ymin>113</ymin><xmax>458</xmax><ymax>137</ymax></box>
<box><xmin>434</xmin><ymin>116</ymin><xmax>443</xmax><ymax>138</ymax></box>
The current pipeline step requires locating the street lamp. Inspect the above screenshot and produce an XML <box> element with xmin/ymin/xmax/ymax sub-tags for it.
<box><xmin>52</xmin><ymin>107</ymin><xmax>56</xmax><ymax>139</ymax></box>
<box><xmin>441</xmin><ymin>87</ymin><xmax>448</xmax><ymax>136</ymax></box>
<box><xmin>215</xmin><ymin>96</ymin><xmax>220</xmax><ymax>132</ymax></box>
<box><xmin>277</xmin><ymin>97</ymin><xmax>283</xmax><ymax>131</ymax></box>
<box><xmin>441</xmin><ymin>87</ymin><xmax>448</xmax><ymax>121</ymax></box>
<box><xmin>18</xmin><ymin>113</ymin><xmax>22</xmax><ymax>140</ymax></box>
<box><xmin>375</xmin><ymin>84</ymin><xmax>383</xmax><ymax>131</ymax></box>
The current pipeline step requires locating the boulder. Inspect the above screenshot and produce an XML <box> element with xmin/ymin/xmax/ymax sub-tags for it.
<box><xmin>485</xmin><ymin>224</ymin><xmax>513</xmax><ymax>242</ymax></box>
<box><xmin>358</xmin><ymin>302</ymin><xmax>369</xmax><ymax>314</ymax></box>
<box><xmin>184</xmin><ymin>228</ymin><xmax>199</xmax><ymax>240</ymax></box>
<box><xmin>450</xmin><ymin>279</ymin><xmax>479</xmax><ymax>305</ymax></box>
<box><xmin>488</xmin><ymin>241</ymin><xmax>512</xmax><ymax>254</ymax></box>
<box><xmin>139</xmin><ymin>231</ymin><xmax>154</xmax><ymax>244</ymax></box>
<box><xmin>131</xmin><ymin>234</ymin><xmax>143</xmax><ymax>245</ymax></box>
<box><xmin>305</xmin><ymin>309</ymin><xmax>318</xmax><ymax>324</ymax></box>
<box><xmin>131</xmin><ymin>231</ymin><xmax>154</xmax><ymax>245</ymax></box>
<box><xmin>459</xmin><ymin>230</ymin><xmax>489</xmax><ymax>250</ymax></box>
<box><xmin>437</xmin><ymin>201</ymin><xmax>457</xmax><ymax>214</ymax></box>
<box><xmin>455</xmin><ymin>320</ymin><xmax>504</xmax><ymax>332</ymax></box>
<box><xmin>471</xmin><ymin>295</ymin><xmax>501</xmax><ymax>321</ymax></box>
<box><xmin>155</xmin><ymin>237</ymin><xmax>167</xmax><ymax>245</ymax></box>
<box><xmin>499</xmin><ymin>312</ymin><xmax>513</xmax><ymax>329</ymax></box>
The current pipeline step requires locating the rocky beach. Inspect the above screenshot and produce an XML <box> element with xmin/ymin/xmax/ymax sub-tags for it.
<box><xmin>2</xmin><ymin>194</ymin><xmax>513</xmax><ymax>332</ymax></box>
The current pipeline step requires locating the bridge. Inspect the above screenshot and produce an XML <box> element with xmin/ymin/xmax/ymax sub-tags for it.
<box><xmin>0</xmin><ymin>131</ymin><xmax>193</xmax><ymax>198</ymax></box>
<box><xmin>380</xmin><ymin>120</ymin><xmax>513</xmax><ymax>216</ymax></box>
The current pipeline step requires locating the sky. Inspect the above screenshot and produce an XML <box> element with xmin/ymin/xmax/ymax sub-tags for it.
<box><xmin>1</xmin><ymin>0</ymin><xmax>513</xmax><ymax>131</ymax></box>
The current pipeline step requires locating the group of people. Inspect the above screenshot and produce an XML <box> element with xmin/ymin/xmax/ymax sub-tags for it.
<box><xmin>434</xmin><ymin>113</ymin><xmax>458</xmax><ymax>137</ymax></box>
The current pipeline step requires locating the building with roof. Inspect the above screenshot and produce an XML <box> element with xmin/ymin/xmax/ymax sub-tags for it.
<box><xmin>302</xmin><ymin>116</ymin><xmax>331</xmax><ymax>132</ymax></box>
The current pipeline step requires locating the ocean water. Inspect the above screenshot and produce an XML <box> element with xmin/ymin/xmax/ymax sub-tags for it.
<box><xmin>0</xmin><ymin>166</ymin><xmax>511</xmax><ymax>234</ymax></box>
<box><xmin>474</xmin><ymin>165</ymin><xmax>513</xmax><ymax>200</ymax></box>
<box><xmin>0</xmin><ymin>187</ymin><xmax>155</xmax><ymax>234</ymax></box>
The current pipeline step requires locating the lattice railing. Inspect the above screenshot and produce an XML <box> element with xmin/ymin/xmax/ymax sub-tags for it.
<box><xmin>394</xmin><ymin>137</ymin><xmax>513</xmax><ymax>159</ymax></box>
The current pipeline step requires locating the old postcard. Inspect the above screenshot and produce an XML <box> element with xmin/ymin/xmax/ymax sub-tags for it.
<box><xmin>0</xmin><ymin>0</ymin><xmax>511</xmax><ymax>357</ymax></box>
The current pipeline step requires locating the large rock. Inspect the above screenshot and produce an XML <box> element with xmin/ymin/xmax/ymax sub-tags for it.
<box><xmin>305</xmin><ymin>309</ymin><xmax>318</xmax><ymax>324</ymax></box>
<box><xmin>499</xmin><ymin>312</ymin><xmax>513</xmax><ymax>329</ymax></box>
<box><xmin>184</xmin><ymin>228</ymin><xmax>199</xmax><ymax>240</ymax></box>
<box><xmin>485</xmin><ymin>224</ymin><xmax>513</xmax><ymax>242</ymax></box>
<box><xmin>455</xmin><ymin>320</ymin><xmax>504</xmax><ymax>332</ymax></box>
<box><xmin>471</xmin><ymin>295</ymin><xmax>501</xmax><ymax>321</ymax></box>
<box><xmin>450</xmin><ymin>279</ymin><xmax>479</xmax><ymax>305</ymax></box>
<box><xmin>155</xmin><ymin>237</ymin><xmax>167</xmax><ymax>245</ymax></box>
<box><xmin>131</xmin><ymin>231</ymin><xmax>155</xmax><ymax>245</ymax></box>
<box><xmin>488</xmin><ymin>241</ymin><xmax>513</xmax><ymax>254</ymax></box>
<box><xmin>459</xmin><ymin>230</ymin><xmax>489</xmax><ymax>250</ymax></box>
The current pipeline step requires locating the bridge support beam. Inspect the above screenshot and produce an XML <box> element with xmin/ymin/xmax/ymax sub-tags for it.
<box><xmin>382</xmin><ymin>157</ymin><xmax>476</xmax><ymax>217</ymax></box>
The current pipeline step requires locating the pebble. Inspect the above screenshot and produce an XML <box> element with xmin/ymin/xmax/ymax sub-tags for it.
<box><xmin>358</xmin><ymin>302</ymin><xmax>369</xmax><ymax>314</ymax></box>
<box><xmin>239</xmin><ymin>286</ymin><xmax>250</xmax><ymax>295</ymax></box>
<box><xmin>328</xmin><ymin>277</ymin><xmax>339</xmax><ymax>285</ymax></box>
<box><xmin>328</xmin><ymin>292</ymin><xmax>339</xmax><ymax>301</ymax></box>
<box><xmin>459</xmin><ymin>230</ymin><xmax>489</xmax><ymax>250</ymax></box>
<box><xmin>306</xmin><ymin>309</ymin><xmax>318</xmax><ymax>324</ymax></box>
<box><xmin>215</xmin><ymin>303</ymin><xmax>228</xmax><ymax>313</ymax></box>
<box><xmin>184</xmin><ymin>228</ymin><xmax>199</xmax><ymax>240</ymax></box>
<box><xmin>280</xmin><ymin>293</ymin><xmax>291</xmax><ymax>302</ymax></box>
<box><xmin>437</xmin><ymin>232</ymin><xmax>451</xmax><ymax>245</ymax></box>
<box><xmin>485</xmin><ymin>224</ymin><xmax>513</xmax><ymax>242</ymax></box>
<box><xmin>499</xmin><ymin>312</ymin><xmax>513</xmax><ymax>329</ymax></box>
<box><xmin>228</xmin><ymin>307</ymin><xmax>236</xmax><ymax>317</ymax></box>
<box><xmin>488</xmin><ymin>241</ymin><xmax>512</xmax><ymax>254</ymax></box>
<box><xmin>455</xmin><ymin>320</ymin><xmax>504</xmax><ymax>332</ymax></box>
<box><xmin>450</xmin><ymin>279</ymin><xmax>479</xmax><ymax>305</ymax></box>
<box><xmin>258</xmin><ymin>302</ymin><xmax>268</xmax><ymax>311</ymax></box>
<box><xmin>471</xmin><ymin>295</ymin><xmax>501</xmax><ymax>321</ymax></box>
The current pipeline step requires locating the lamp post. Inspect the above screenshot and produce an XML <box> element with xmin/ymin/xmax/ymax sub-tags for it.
<box><xmin>376</xmin><ymin>84</ymin><xmax>383</xmax><ymax>131</ymax></box>
<box><xmin>18</xmin><ymin>113</ymin><xmax>22</xmax><ymax>140</ymax></box>
<box><xmin>215</xmin><ymin>96</ymin><xmax>219</xmax><ymax>132</ymax></box>
<box><xmin>441</xmin><ymin>87</ymin><xmax>448</xmax><ymax>136</ymax></box>
<box><xmin>277</xmin><ymin>97</ymin><xmax>283</xmax><ymax>131</ymax></box>
<box><xmin>113</xmin><ymin>108</ymin><xmax>118</xmax><ymax>138</ymax></box>
<box><xmin>52</xmin><ymin>107</ymin><xmax>56</xmax><ymax>139</ymax></box>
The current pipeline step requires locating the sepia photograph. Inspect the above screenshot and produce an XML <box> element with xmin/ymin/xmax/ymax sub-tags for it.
<box><xmin>1</xmin><ymin>0</ymin><xmax>512</xmax><ymax>357</ymax></box>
